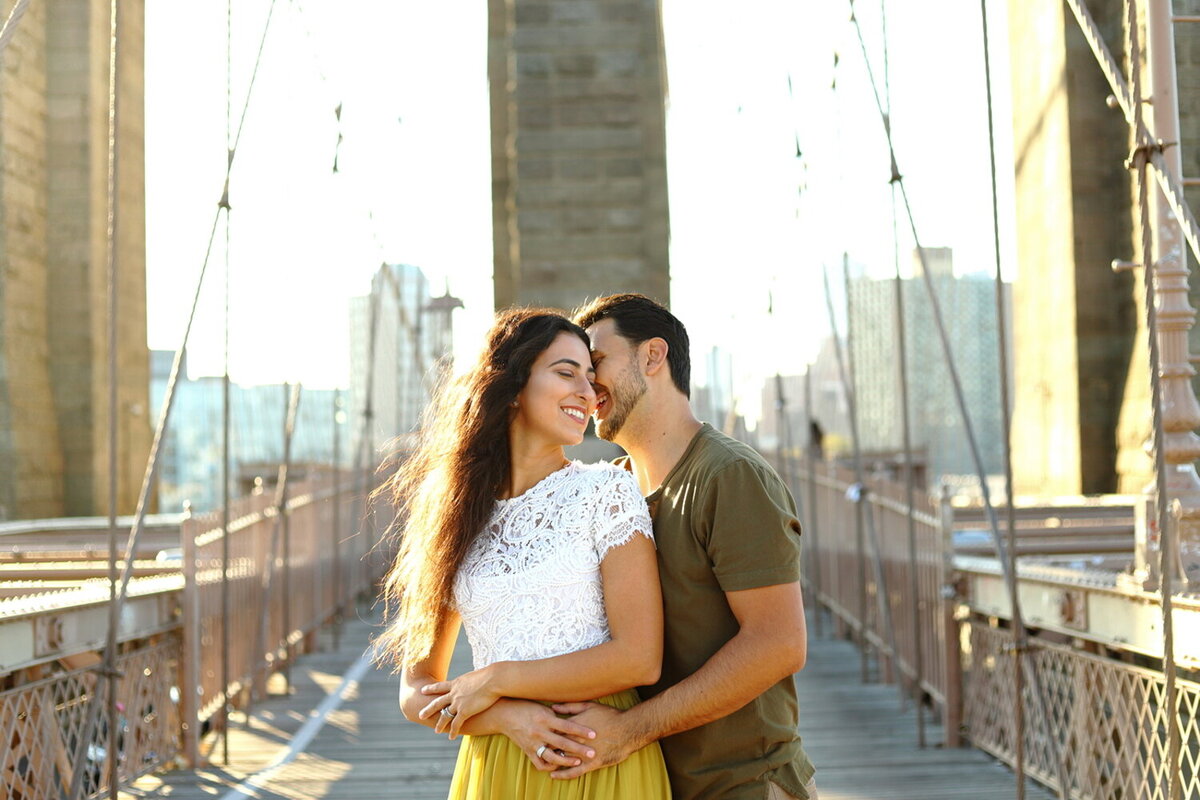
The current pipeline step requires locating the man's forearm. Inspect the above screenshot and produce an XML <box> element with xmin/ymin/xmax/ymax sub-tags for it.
<box><xmin>621</xmin><ymin>627</ymin><xmax>802</xmax><ymax>746</ymax></box>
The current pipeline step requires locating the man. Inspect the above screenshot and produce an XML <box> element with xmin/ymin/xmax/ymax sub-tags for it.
<box><xmin>550</xmin><ymin>293</ymin><xmax>817</xmax><ymax>799</ymax></box>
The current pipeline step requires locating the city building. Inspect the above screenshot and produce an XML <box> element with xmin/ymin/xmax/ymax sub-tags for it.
<box><xmin>846</xmin><ymin>248</ymin><xmax>1012</xmax><ymax>481</ymax></box>
<box><xmin>758</xmin><ymin>374</ymin><xmax>809</xmax><ymax>453</ymax></box>
<box><xmin>348</xmin><ymin>264</ymin><xmax>461</xmax><ymax>461</ymax></box>
<box><xmin>758</xmin><ymin>338</ymin><xmax>851</xmax><ymax>461</ymax></box>
<box><xmin>149</xmin><ymin>351</ymin><xmax>347</xmax><ymax>514</ymax></box>
<box><xmin>693</xmin><ymin>346</ymin><xmax>735</xmax><ymax>431</ymax></box>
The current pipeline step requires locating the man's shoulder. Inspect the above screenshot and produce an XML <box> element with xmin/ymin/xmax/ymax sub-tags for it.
<box><xmin>687</xmin><ymin>427</ymin><xmax>778</xmax><ymax>478</ymax></box>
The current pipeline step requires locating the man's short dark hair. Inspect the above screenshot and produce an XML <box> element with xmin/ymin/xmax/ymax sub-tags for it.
<box><xmin>573</xmin><ymin>293</ymin><xmax>691</xmax><ymax>397</ymax></box>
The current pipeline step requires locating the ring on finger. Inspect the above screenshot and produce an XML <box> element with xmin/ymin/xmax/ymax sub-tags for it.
<box><xmin>536</xmin><ymin>744</ymin><xmax>549</xmax><ymax>759</ymax></box>
<box><xmin>440</xmin><ymin>708</ymin><xmax>456</xmax><ymax>719</ymax></box>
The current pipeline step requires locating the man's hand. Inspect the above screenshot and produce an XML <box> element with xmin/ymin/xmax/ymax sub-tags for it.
<box><xmin>547</xmin><ymin>702</ymin><xmax>641</xmax><ymax>780</ymax></box>
<box><xmin>490</xmin><ymin>699</ymin><xmax>599</xmax><ymax>772</ymax></box>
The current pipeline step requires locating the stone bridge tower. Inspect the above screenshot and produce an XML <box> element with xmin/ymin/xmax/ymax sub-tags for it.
<box><xmin>488</xmin><ymin>0</ymin><xmax>671</xmax><ymax>312</ymax></box>
<box><xmin>0</xmin><ymin>0</ymin><xmax>150</xmax><ymax>519</ymax></box>
<box><xmin>1006</xmin><ymin>0</ymin><xmax>1140</xmax><ymax>495</ymax></box>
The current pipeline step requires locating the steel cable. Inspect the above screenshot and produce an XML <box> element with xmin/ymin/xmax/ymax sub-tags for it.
<box><xmin>979</xmin><ymin>0</ymin><xmax>1024</xmax><ymax>793</ymax></box>
<box><xmin>0</xmin><ymin>0</ymin><xmax>30</xmax><ymax>58</ymax></box>
<box><xmin>1124</xmin><ymin>4</ymin><xmax>1181</xmax><ymax>796</ymax></box>
<box><xmin>79</xmin><ymin>6</ymin><xmax>281</xmax><ymax>794</ymax></box>
<box><xmin>846</xmin><ymin>3</ymin><xmax>1071</xmax><ymax>795</ymax></box>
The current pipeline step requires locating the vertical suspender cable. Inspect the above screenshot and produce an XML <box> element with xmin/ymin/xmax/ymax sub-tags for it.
<box><xmin>355</xmin><ymin>278</ymin><xmax>382</xmax><ymax>574</ymax></box>
<box><xmin>332</xmin><ymin>390</ymin><xmax>342</xmax><ymax>649</ymax></box>
<box><xmin>824</xmin><ymin>260</ymin><xmax>901</xmax><ymax>682</ymax></box>
<box><xmin>281</xmin><ymin>383</ymin><xmax>301</xmax><ymax>690</ymax></box>
<box><xmin>841</xmin><ymin>255</ymin><xmax>869</xmax><ymax>676</ymax></box>
<box><xmin>846</xmin><ymin>3</ymin><xmax>1071</xmax><ymax>795</ymax></box>
<box><xmin>775</xmin><ymin>373</ymin><xmax>794</xmax><ymax>496</ymax></box>
<box><xmin>0</xmin><ymin>0</ymin><xmax>30</xmax><ymax>57</ymax></box>
<box><xmin>979</xmin><ymin>0</ymin><xmax>1024</xmax><ymax>792</ymax></box>
<box><xmin>220</xmin><ymin>0</ymin><xmax>233</xmax><ymax>766</ymax></box>
<box><xmin>804</xmin><ymin>368</ymin><xmax>824</xmax><ymax>638</ymax></box>
<box><xmin>876</xmin><ymin>0</ymin><xmax>926</xmax><ymax>745</ymax></box>
<box><xmin>68</xmin><ymin>7</ymin><xmax>279</xmax><ymax>794</ymax></box>
<box><xmin>1125</xmin><ymin>3</ymin><xmax>1181</xmax><ymax>796</ymax></box>
<box><xmin>103</xmin><ymin>0</ymin><xmax>121</xmax><ymax>796</ymax></box>
<box><xmin>825</xmin><ymin>262</ymin><xmax>868</xmax><ymax>680</ymax></box>
<box><xmin>844</xmin><ymin>255</ymin><xmax>901</xmax><ymax>688</ymax></box>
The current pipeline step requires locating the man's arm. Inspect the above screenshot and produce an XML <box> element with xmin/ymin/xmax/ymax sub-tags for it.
<box><xmin>549</xmin><ymin>579</ymin><xmax>806</xmax><ymax>779</ymax></box>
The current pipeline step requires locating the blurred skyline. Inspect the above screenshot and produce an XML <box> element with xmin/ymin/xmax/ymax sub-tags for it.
<box><xmin>144</xmin><ymin>0</ymin><xmax>1015</xmax><ymax>424</ymax></box>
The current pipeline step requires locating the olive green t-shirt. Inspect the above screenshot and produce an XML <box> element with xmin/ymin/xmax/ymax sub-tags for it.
<box><xmin>626</xmin><ymin>424</ymin><xmax>814</xmax><ymax>800</ymax></box>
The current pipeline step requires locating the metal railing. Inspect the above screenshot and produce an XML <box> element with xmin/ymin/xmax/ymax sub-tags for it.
<box><xmin>965</xmin><ymin>620</ymin><xmax>1200</xmax><ymax>799</ymax></box>
<box><xmin>1</xmin><ymin>637</ymin><xmax>181</xmax><ymax>799</ymax></box>
<box><xmin>0</xmin><ymin>470</ymin><xmax>388</xmax><ymax>799</ymax></box>
<box><xmin>779</xmin><ymin>443</ymin><xmax>1200</xmax><ymax>797</ymax></box>
<box><xmin>773</xmin><ymin>453</ymin><xmax>960</xmax><ymax>738</ymax></box>
<box><xmin>179</xmin><ymin>470</ymin><xmax>386</xmax><ymax>765</ymax></box>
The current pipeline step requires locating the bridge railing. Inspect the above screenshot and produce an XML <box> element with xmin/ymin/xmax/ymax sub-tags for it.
<box><xmin>964</xmin><ymin>618</ymin><xmax>1200</xmax><ymax>800</ymax></box>
<box><xmin>0</xmin><ymin>472</ymin><xmax>391</xmax><ymax>799</ymax></box>
<box><xmin>179</xmin><ymin>470</ymin><xmax>390</xmax><ymax>765</ymax></box>
<box><xmin>0</xmin><ymin>572</ymin><xmax>182</xmax><ymax>800</ymax></box>
<box><xmin>772</xmin><ymin>455</ymin><xmax>959</xmax><ymax>738</ymax></box>
<box><xmin>776</xmin><ymin>447</ymin><xmax>1200</xmax><ymax>797</ymax></box>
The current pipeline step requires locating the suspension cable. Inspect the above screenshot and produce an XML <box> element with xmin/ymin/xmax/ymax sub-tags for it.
<box><xmin>219</xmin><ymin>0</ymin><xmax>233</xmax><ymax>767</ymax></box>
<box><xmin>0</xmin><ymin>0</ymin><xmax>30</xmax><ymax>57</ymax></box>
<box><xmin>821</xmin><ymin>260</ymin><xmax>901</xmax><ymax>683</ymax></box>
<box><xmin>1124</xmin><ymin>3</ymin><xmax>1181</xmax><ymax>795</ymax></box>
<box><xmin>846</xmin><ymin>3</ymin><xmax>1072</xmax><ymax>795</ymax></box>
<box><xmin>978</xmin><ymin>0</ymin><xmax>1025</xmax><ymax>794</ymax></box>
<box><xmin>1065</xmin><ymin>0</ymin><xmax>1200</xmax><ymax>268</ymax></box>
<box><xmin>876</xmin><ymin>0</ymin><xmax>926</xmax><ymax>746</ymax></box>
<box><xmin>75</xmin><ymin>6</ymin><xmax>283</xmax><ymax>796</ymax></box>
<box><xmin>102</xmin><ymin>0</ymin><xmax>121</xmax><ymax>796</ymax></box>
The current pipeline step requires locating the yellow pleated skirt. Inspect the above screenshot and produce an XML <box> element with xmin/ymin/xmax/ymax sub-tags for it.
<box><xmin>447</xmin><ymin>689</ymin><xmax>672</xmax><ymax>799</ymax></box>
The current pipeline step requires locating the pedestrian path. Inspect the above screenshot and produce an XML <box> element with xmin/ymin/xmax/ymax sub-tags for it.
<box><xmin>127</xmin><ymin>609</ymin><xmax>1053</xmax><ymax>800</ymax></box>
<box><xmin>800</xmin><ymin>616</ymin><xmax>1054</xmax><ymax>799</ymax></box>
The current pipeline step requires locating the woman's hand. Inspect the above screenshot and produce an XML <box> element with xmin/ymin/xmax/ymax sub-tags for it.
<box><xmin>418</xmin><ymin>666</ymin><xmax>502</xmax><ymax>738</ymax></box>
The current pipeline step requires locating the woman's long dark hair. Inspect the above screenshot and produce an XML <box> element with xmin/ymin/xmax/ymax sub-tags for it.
<box><xmin>377</xmin><ymin>308</ymin><xmax>591</xmax><ymax>670</ymax></box>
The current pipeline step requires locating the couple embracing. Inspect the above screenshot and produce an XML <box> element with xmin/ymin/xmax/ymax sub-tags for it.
<box><xmin>379</xmin><ymin>294</ymin><xmax>817</xmax><ymax>800</ymax></box>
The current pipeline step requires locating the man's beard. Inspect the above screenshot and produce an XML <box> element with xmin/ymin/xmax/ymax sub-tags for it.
<box><xmin>597</xmin><ymin>365</ymin><xmax>647</xmax><ymax>441</ymax></box>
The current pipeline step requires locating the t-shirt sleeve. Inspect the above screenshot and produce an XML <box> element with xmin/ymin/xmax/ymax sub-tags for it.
<box><xmin>592</xmin><ymin>468</ymin><xmax>654</xmax><ymax>559</ymax></box>
<box><xmin>699</xmin><ymin>460</ymin><xmax>802</xmax><ymax>592</ymax></box>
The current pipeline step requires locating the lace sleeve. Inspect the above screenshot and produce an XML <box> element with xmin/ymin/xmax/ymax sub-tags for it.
<box><xmin>591</xmin><ymin>468</ymin><xmax>654</xmax><ymax>559</ymax></box>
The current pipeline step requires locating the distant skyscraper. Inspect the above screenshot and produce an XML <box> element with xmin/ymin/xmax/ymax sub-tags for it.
<box><xmin>846</xmin><ymin>248</ymin><xmax>1012</xmax><ymax>480</ymax></box>
<box><xmin>348</xmin><ymin>264</ymin><xmax>461</xmax><ymax>460</ymax></box>
<box><xmin>758</xmin><ymin>374</ymin><xmax>808</xmax><ymax>453</ymax></box>
<box><xmin>694</xmin><ymin>346</ymin><xmax>735</xmax><ymax>430</ymax></box>
<box><xmin>759</xmin><ymin>338</ymin><xmax>851</xmax><ymax>459</ymax></box>
<box><xmin>149</xmin><ymin>352</ymin><xmax>346</xmax><ymax>514</ymax></box>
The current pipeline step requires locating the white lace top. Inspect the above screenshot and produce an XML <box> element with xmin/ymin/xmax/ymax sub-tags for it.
<box><xmin>453</xmin><ymin>461</ymin><xmax>653</xmax><ymax>670</ymax></box>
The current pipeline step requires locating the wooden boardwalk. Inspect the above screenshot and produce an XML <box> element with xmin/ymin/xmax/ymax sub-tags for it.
<box><xmin>127</xmin><ymin>609</ymin><xmax>1053</xmax><ymax>800</ymax></box>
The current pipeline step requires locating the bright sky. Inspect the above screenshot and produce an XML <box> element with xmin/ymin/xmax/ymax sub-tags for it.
<box><xmin>145</xmin><ymin>0</ymin><xmax>1016</xmax><ymax>423</ymax></box>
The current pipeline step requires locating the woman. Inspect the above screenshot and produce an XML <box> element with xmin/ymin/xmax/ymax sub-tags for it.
<box><xmin>378</xmin><ymin>308</ymin><xmax>671</xmax><ymax>799</ymax></box>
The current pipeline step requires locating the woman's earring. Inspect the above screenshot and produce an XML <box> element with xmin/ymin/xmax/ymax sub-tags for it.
<box><xmin>510</xmin><ymin>400</ymin><xmax>518</xmax><ymax>408</ymax></box>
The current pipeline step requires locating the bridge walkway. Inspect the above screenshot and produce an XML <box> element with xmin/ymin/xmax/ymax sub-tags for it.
<box><xmin>125</xmin><ymin>608</ymin><xmax>1053</xmax><ymax>800</ymax></box>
